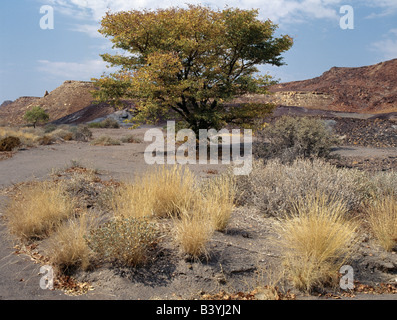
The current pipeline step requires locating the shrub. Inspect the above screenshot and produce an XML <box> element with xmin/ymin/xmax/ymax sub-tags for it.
<box><xmin>5</xmin><ymin>182</ymin><xmax>75</xmax><ymax>241</ymax></box>
<box><xmin>235</xmin><ymin>158</ymin><xmax>370</xmax><ymax>217</ymax></box>
<box><xmin>69</xmin><ymin>125</ymin><xmax>93</xmax><ymax>142</ymax></box>
<box><xmin>366</xmin><ymin>196</ymin><xmax>397</xmax><ymax>251</ymax></box>
<box><xmin>0</xmin><ymin>136</ymin><xmax>21</xmax><ymax>151</ymax></box>
<box><xmin>47</xmin><ymin>128</ymin><xmax>73</xmax><ymax>141</ymax></box>
<box><xmin>85</xmin><ymin>217</ymin><xmax>158</xmax><ymax>267</ymax></box>
<box><xmin>39</xmin><ymin>135</ymin><xmax>55</xmax><ymax>145</ymax></box>
<box><xmin>43</xmin><ymin>124</ymin><xmax>58</xmax><ymax>133</ymax></box>
<box><xmin>88</xmin><ymin>118</ymin><xmax>120</xmax><ymax>129</ymax></box>
<box><xmin>275</xmin><ymin>193</ymin><xmax>359</xmax><ymax>292</ymax></box>
<box><xmin>254</xmin><ymin>116</ymin><xmax>339</xmax><ymax>163</ymax></box>
<box><xmin>120</xmin><ymin>134</ymin><xmax>142</xmax><ymax>143</ymax></box>
<box><xmin>367</xmin><ymin>171</ymin><xmax>397</xmax><ymax>198</ymax></box>
<box><xmin>91</xmin><ymin>136</ymin><xmax>121</xmax><ymax>146</ymax></box>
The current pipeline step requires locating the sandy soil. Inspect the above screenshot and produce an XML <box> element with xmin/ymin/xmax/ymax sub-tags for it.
<box><xmin>0</xmin><ymin>126</ymin><xmax>396</xmax><ymax>300</ymax></box>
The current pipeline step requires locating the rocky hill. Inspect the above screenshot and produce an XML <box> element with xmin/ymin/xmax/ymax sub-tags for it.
<box><xmin>268</xmin><ymin>58</ymin><xmax>397</xmax><ymax>113</ymax></box>
<box><xmin>0</xmin><ymin>81</ymin><xmax>116</xmax><ymax>126</ymax></box>
<box><xmin>0</xmin><ymin>100</ymin><xmax>13</xmax><ymax>109</ymax></box>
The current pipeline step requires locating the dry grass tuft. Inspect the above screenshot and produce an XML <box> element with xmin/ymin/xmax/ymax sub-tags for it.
<box><xmin>366</xmin><ymin>195</ymin><xmax>397</xmax><ymax>251</ymax></box>
<box><xmin>113</xmin><ymin>165</ymin><xmax>197</xmax><ymax>219</ymax></box>
<box><xmin>201</xmin><ymin>174</ymin><xmax>237</xmax><ymax>231</ymax></box>
<box><xmin>91</xmin><ymin>136</ymin><xmax>121</xmax><ymax>146</ymax></box>
<box><xmin>0</xmin><ymin>127</ymin><xmax>42</xmax><ymax>147</ymax></box>
<box><xmin>5</xmin><ymin>182</ymin><xmax>75</xmax><ymax>241</ymax></box>
<box><xmin>46</xmin><ymin>212</ymin><xmax>99</xmax><ymax>272</ymax></box>
<box><xmin>275</xmin><ymin>193</ymin><xmax>359</xmax><ymax>292</ymax></box>
<box><xmin>173</xmin><ymin>200</ymin><xmax>214</xmax><ymax>260</ymax></box>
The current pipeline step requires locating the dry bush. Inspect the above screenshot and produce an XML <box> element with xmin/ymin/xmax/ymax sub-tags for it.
<box><xmin>0</xmin><ymin>127</ymin><xmax>42</xmax><ymax>147</ymax></box>
<box><xmin>47</xmin><ymin>128</ymin><xmax>74</xmax><ymax>141</ymax></box>
<box><xmin>367</xmin><ymin>171</ymin><xmax>397</xmax><ymax>198</ymax></box>
<box><xmin>112</xmin><ymin>165</ymin><xmax>197</xmax><ymax>219</ymax></box>
<box><xmin>200</xmin><ymin>174</ymin><xmax>237</xmax><ymax>231</ymax></box>
<box><xmin>275</xmin><ymin>194</ymin><xmax>359</xmax><ymax>292</ymax></box>
<box><xmin>366</xmin><ymin>195</ymin><xmax>397</xmax><ymax>251</ymax></box>
<box><xmin>120</xmin><ymin>134</ymin><xmax>142</xmax><ymax>143</ymax></box>
<box><xmin>46</xmin><ymin>212</ymin><xmax>99</xmax><ymax>272</ymax></box>
<box><xmin>254</xmin><ymin>116</ymin><xmax>339</xmax><ymax>163</ymax></box>
<box><xmin>91</xmin><ymin>136</ymin><xmax>121</xmax><ymax>146</ymax></box>
<box><xmin>69</xmin><ymin>125</ymin><xmax>93</xmax><ymax>142</ymax></box>
<box><xmin>85</xmin><ymin>217</ymin><xmax>158</xmax><ymax>267</ymax></box>
<box><xmin>5</xmin><ymin>182</ymin><xmax>75</xmax><ymax>241</ymax></box>
<box><xmin>236</xmin><ymin>158</ymin><xmax>370</xmax><ymax>217</ymax></box>
<box><xmin>88</xmin><ymin>118</ymin><xmax>120</xmax><ymax>129</ymax></box>
<box><xmin>0</xmin><ymin>136</ymin><xmax>21</xmax><ymax>151</ymax></box>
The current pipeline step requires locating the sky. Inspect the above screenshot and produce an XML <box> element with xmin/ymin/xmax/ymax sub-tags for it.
<box><xmin>0</xmin><ymin>0</ymin><xmax>396</xmax><ymax>103</ymax></box>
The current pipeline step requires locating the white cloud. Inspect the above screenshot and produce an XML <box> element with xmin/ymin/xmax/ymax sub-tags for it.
<box><xmin>69</xmin><ymin>23</ymin><xmax>102</xmax><ymax>38</ymax></box>
<box><xmin>49</xmin><ymin>0</ymin><xmax>345</xmax><ymax>23</ymax></box>
<box><xmin>37</xmin><ymin>59</ymin><xmax>113</xmax><ymax>79</ymax></box>
<box><xmin>371</xmin><ymin>29</ymin><xmax>397</xmax><ymax>60</ymax></box>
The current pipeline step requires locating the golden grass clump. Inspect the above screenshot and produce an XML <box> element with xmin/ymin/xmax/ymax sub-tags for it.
<box><xmin>0</xmin><ymin>127</ymin><xmax>42</xmax><ymax>147</ymax></box>
<box><xmin>112</xmin><ymin>165</ymin><xmax>197</xmax><ymax>219</ymax></box>
<box><xmin>366</xmin><ymin>195</ymin><xmax>397</xmax><ymax>251</ymax></box>
<box><xmin>275</xmin><ymin>193</ymin><xmax>359</xmax><ymax>292</ymax></box>
<box><xmin>46</xmin><ymin>213</ymin><xmax>99</xmax><ymax>272</ymax></box>
<box><xmin>173</xmin><ymin>197</ymin><xmax>215</xmax><ymax>260</ymax></box>
<box><xmin>201</xmin><ymin>173</ymin><xmax>237</xmax><ymax>231</ymax></box>
<box><xmin>5</xmin><ymin>182</ymin><xmax>75</xmax><ymax>241</ymax></box>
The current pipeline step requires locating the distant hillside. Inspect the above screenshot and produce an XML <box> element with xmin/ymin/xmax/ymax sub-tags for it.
<box><xmin>0</xmin><ymin>81</ymin><xmax>115</xmax><ymax>126</ymax></box>
<box><xmin>0</xmin><ymin>100</ymin><xmax>13</xmax><ymax>109</ymax></box>
<box><xmin>268</xmin><ymin>58</ymin><xmax>397</xmax><ymax>113</ymax></box>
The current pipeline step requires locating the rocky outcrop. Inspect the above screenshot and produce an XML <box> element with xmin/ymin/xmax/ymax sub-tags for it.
<box><xmin>0</xmin><ymin>81</ymin><xmax>108</xmax><ymax>125</ymax></box>
<box><xmin>269</xmin><ymin>59</ymin><xmax>397</xmax><ymax>113</ymax></box>
<box><xmin>0</xmin><ymin>100</ymin><xmax>13</xmax><ymax>109</ymax></box>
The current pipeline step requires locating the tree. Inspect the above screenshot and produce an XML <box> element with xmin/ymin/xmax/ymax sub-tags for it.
<box><xmin>23</xmin><ymin>106</ymin><xmax>49</xmax><ymax>128</ymax></box>
<box><xmin>92</xmin><ymin>5</ymin><xmax>293</xmax><ymax>134</ymax></box>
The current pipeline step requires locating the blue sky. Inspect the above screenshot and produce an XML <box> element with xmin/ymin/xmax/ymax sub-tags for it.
<box><xmin>0</xmin><ymin>0</ymin><xmax>396</xmax><ymax>103</ymax></box>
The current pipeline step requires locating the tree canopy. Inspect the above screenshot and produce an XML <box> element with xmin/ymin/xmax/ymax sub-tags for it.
<box><xmin>92</xmin><ymin>5</ymin><xmax>293</xmax><ymax>133</ymax></box>
<box><xmin>23</xmin><ymin>106</ymin><xmax>49</xmax><ymax>128</ymax></box>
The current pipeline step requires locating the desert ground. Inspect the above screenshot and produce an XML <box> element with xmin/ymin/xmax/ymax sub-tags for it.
<box><xmin>0</xmin><ymin>112</ymin><xmax>396</xmax><ymax>301</ymax></box>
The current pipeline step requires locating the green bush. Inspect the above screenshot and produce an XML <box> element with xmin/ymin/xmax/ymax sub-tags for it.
<box><xmin>254</xmin><ymin>116</ymin><xmax>339</xmax><ymax>163</ymax></box>
<box><xmin>85</xmin><ymin>217</ymin><xmax>158</xmax><ymax>266</ymax></box>
<box><xmin>0</xmin><ymin>136</ymin><xmax>21</xmax><ymax>151</ymax></box>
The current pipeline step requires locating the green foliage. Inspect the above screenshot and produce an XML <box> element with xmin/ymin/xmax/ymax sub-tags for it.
<box><xmin>92</xmin><ymin>5</ymin><xmax>293</xmax><ymax>134</ymax></box>
<box><xmin>85</xmin><ymin>217</ymin><xmax>158</xmax><ymax>266</ymax></box>
<box><xmin>23</xmin><ymin>106</ymin><xmax>49</xmax><ymax>128</ymax></box>
<box><xmin>255</xmin><ymin>116</ymin><xmax>339</xmax><ymax>163</ymax></box>
<box><xmin>0</xmin><ymin>136</ymin><xmax>21</xmax><ymax>151</ymax></box>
